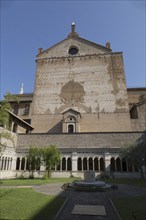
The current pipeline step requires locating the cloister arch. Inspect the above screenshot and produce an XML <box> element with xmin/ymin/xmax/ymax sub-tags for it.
<box><xmin>77</xmin><ymin>157</ymin><xmax>82</xmax><ymax>171</ymax></box>
<box><xmin>89</xmin><ymin>157</ymin><xmax>93</xmax><ymax>170</ymax></box>
<box><xmin>16</xmin><ymin>158</ymin><xmax>20</xmax><ymax>170</ymax></box>
<box><xmin>83</xmin><ymin>158</ymin><xmax>87</xmax><ymax>170</ymax></box>
<box><xmin>62</xmin><ymin>157</ymin><xmax>66</xmax><ymax>171</ymax></box>
<box><xmin>67</xmin><ymin>157</ymin><xmax>72</xmax><ymax>171</ymax></box>
<box><xmin>1</xmin><ymin>157</ymin><xmax>4</xmax><ymax>170</ymax></box>
<box><xmin>122</xmin><ymin>158</ymin><xmax>127</xmax><ymax>171</ymax></box>
<box><xmin>4</xmin><ymin>157</ymin><xmax>7</xmax><ymax>170</ymax></box>
<box><xmin>94</xmin><ymin>157</ymin><xmax>98</xmax><ymax>171</ymax></box>
<box><xmin>100</xmin><ymin>158</ymin><xmax>105</xmax><ymax>171</ymax></box>
<box><xmin>21</xmin><ymin>158</ymin><xmax>25</xmax><ymax>170</ymax></box>
<box><xmin>116</xmin><ymin>157</ymin><xmax>121</xmax><ymax>171</ymax></box>
<box><xmin>110</xmin><ymin>157</ymin><xmax>115</xmax><ymax>171</ymax></box>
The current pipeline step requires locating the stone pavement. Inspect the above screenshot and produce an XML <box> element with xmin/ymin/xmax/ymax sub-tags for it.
<box><xmin>33</xmin><ymin>183</ymin><xmax>146</xmax><ymax>220</ymax></box>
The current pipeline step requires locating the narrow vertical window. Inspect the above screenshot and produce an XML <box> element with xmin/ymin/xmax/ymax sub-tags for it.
<box><xmin>13</xmin><ymin>105</ymin><xmax>19</xmax><ymax>115</ymax></box>
<box><xmin>130</xmin><ymin>106</ymin><xmax>138</xmax><ymax>119</ymax></box>
<box><xmin>24</xmin><ymin>104</ymin><xmax>30</xmax><ymax>115</ymax></box>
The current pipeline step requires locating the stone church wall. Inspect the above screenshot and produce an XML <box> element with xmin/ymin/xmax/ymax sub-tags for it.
<box><xmin>31</xmin><ymin>52</ymin><xmax>132</xmax><ymax>133</ymax></box>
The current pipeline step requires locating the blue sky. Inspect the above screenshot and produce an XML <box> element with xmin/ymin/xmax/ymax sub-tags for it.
<box><xmin>0</xmin><ymin>0</ymin><xmax>145</xmax><ymax>99</ymax></box>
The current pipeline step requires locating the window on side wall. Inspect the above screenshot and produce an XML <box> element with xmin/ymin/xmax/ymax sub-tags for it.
<box><xmin>130</xmin><ymin>106</ymin><xmax>138</xmax><ymax>119</ymax></box>
<box><xmin>24</xmin><ymin>104</ymin><xmax>30</xmax><ymax>115</ymax></box>
<box><xmin>13</xmin><ymin>105</ymin><xmax>19</xmax><ymax>115</ymax></box>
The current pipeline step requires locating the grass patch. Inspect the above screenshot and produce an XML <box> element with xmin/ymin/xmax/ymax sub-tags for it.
<box><xmin>113</xmin><ymin>195</ymin><xmax>146</xmax><ymax>220</ymax></box>
<box><xmin>0</xmin><ymin>188</ymin><xmax>66</xmax><ymax>220</ymax></box>
<box><xmin>0</xmin><ymin>177</ymin><xmax>79</xmax><ymax>186</ymax></box>
<box><xmin>103</xmin><ymin>178</ymin><xmax>146</xmax><ymax>188</ymax></box>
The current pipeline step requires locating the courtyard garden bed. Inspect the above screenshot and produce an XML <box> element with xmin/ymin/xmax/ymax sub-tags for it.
<box><xmin>103</xmin><ymin>178</ymin><xmax>146</xmax><ymax>188</ymax></box>
<box><xmin>0</xmin><ymin>177</ymin><xmax>79</xmax><ymax>186</ymax></box>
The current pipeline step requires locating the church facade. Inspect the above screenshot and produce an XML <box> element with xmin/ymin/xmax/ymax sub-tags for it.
<box><xmin>0</xmin><ymin>24</ymin><xmax>146</xmax><ymax>179</ymax></box>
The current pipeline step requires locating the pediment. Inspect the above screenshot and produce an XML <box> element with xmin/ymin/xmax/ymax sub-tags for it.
<box><xmin>37</xmin><ymin>35</ymin><xmax>111</xmax><ymax>59</ymax></box>
<box><xmin>62</xmin><ymin>108</ymin><xmax>81</xmax><ymax>119</ymax></box>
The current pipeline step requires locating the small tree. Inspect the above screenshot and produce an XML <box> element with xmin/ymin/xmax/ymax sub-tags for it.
<box><xmin>0</xmin><ymin>93</ymin><xmax>18</xmax><ymax>154</ymax></box>
<box><xmin>42</xmin><ymin>145</ymin><xmax>61</xmax><ymax>178</ymax></box>
<box><xmin>0</xmin><ymin>92</ymin><xmax>18</xmax><ymax>129</ymax></box>
<box><xmin>122</xmin><ymin>133</ymin><xmax>146</xmax><ymax>179</ymax></box>
<box><xmin>27</xmin><ymin>145</ymin><xmax>60</xmax><ymax>178</ymax></box>
<box><xmin>27</xmin><ymin>147</ymin><xmax>41</xmax><ymax>178</ymax></box>
<box><xmin>0</xmin><ymin>93</ymin><xmax>19</xmax><ymax>153</ymax></box>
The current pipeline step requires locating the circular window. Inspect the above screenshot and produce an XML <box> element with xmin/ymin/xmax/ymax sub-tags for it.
<box><xmin>68</xmin><ymin>47</ymin><xmax>78</xmax><ymax>55</ymax></box>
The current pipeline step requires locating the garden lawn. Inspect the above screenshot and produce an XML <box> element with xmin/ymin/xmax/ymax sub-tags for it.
<box><xmin>113</xmin><ymin>195</ymin><xmax>146</xmax><ymax>220</ymax></box>
<box><xmin>0</xmin><ymin>177</ymin><xmax>79</xmax><ymax>186</ymax></box>
<box><xmin>103</xmin><ymin>178</ymin><xmax>146</xmax><ymax>188</ymax></box>
<box><xmin>0</xmin><ymin>188</ymin><xmax>66</xmax><ymax>220</ymax></box>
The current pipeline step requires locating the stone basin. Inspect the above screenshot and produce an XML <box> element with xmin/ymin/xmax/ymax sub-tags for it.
<box><xmin>69</xmin><ymin>180</ymin><xmax>111</xmax><ymax>189</ymax></box>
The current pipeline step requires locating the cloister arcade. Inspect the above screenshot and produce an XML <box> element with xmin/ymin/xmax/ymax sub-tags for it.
<box><xmin>0</xmin><ymin>157</ymin><xmax>13</xmax><ymax>171</ymax></box>
<box><xmin>0</xmin><ymin>156</ymin><xmax>138</xmax><ymax>173</ymax></box>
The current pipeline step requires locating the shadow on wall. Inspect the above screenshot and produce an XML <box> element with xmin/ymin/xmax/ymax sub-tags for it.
<box><xmin>137</xmin><ymin>131</ymin><xmax>146</xmax><ymax>144</ymax></box>
<box><xmin>47</xmin><ymin>121</ymin><xmax>62</xmax><ymax>133</ymax></box>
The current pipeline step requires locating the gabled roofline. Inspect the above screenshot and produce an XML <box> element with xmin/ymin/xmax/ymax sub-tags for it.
<box><xmin>36</xmin><ymin>35</ymin><xmax>111</xmax><ymax>58</ymax></box>
<box><xmin>62</xmin><ymin>108</ymin><xmax>81</xmax><ymax>116</ymax></box>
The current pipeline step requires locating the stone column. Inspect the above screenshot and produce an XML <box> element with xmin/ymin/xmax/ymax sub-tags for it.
<box><xmin>24</xmin><ymin>158</ymin><xmax>27</xmax><ymax>171</ymax></box>
<box><xmin>120</xmin><ymin>159</ymin><xmax>122</xmax><ymax>171</ymax></box>
<box><xmin>66</xmin><ymin>158</ymin><xmax>67</xmax><ymax>171</ymax></box>
<box><xmin>0</xmin><ymin>158</ymin><xmax>2</xmax><ymax>170</ymax></box>
<box><xmin>93</xmin><ymin>158</ymin><xmax>95</xmax><ymax>171</ymax></box>
<box><xmin>115</xmin><ymin>159</ymin><xmax>117</xmax><ymax>172</ymax></box>
<box><xmin>10</xmin><ymin>159</ymin><xmax>12</xmax><ymax>170</ymax></box>
<box><xmin>19</xmin><ymin>158</ymin><xmax>22</xmax><ymax>170</ymax></box>
<box><xmin>104</xmin><ymin>153</ymin><xmax>111</xmax><ymax>172</ymax></box>
<box><xmin>60</xmin><ymin>160</ymin><xmax>62</xmax><ymax>171</ymax></box>
<box><xmin>7</xmin><ymin>159</ymin><xmax>9</xmax><ymax>170</ymax></box>
<box><xmin>11</xmin><ymin>158</ymin><xmax>16</xmax><ymax>171</ymax></box>
<box><xmin>87</xmin><ymin>158</ymin><xmax>89</xmax><ymax>171</ymax></box>
<box><xmin>126</xmin><ymin>161</ymin><xmax>128</xmax><ymax>172</ymax></box>
<box><xmin>71</xmin><ymin>152</ymin><xmax>77</xmax><ymax>172</ymax></box>
<box><xmin>81</xmin><ymin>158</ymin><xmax>83</xmax><ymax>171</ymax></box>
<box><xmin>98</xmin><ymin>159</ymin><xmax>100</xmax><ymax>171</ymax></box>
